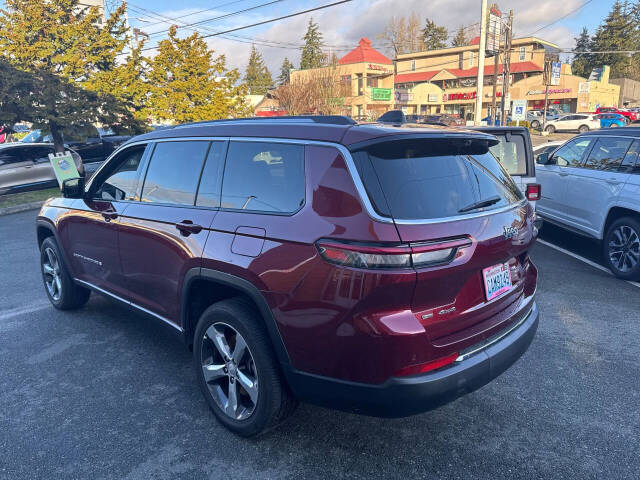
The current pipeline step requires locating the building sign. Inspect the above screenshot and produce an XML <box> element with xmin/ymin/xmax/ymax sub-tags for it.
<box><xmin>371</xmin><ymin>88</ymin><xmax>392</xmax><ymax>101</ymax></box>
<box><xmin>428</xmin><ymin>93</ymin><xmax>439</xmax><ymax>102</ymax></box>
<box><xmin>550</xmin><ymin>62</ymin><xmax>561</xmax><ymax>86</ymax></box>
<box><xmin>394</xmin><ymin>89</ymin><xmax>413</xmax><ymax>102</ymax></box>
<box><xmin>486</xmin><ymin>4</ymin><xmax>502</xmax><ymax>56</ymax></box>
<box><xmin>511</xmin><ymin>99</ymin><xmax>527</xmax><ymax>121</ymax></box>
<box><xmin>443</xmin><ymin>92</ymin><xmax>477</xmax><ymax>101</ymax></box>
<box><xmin>526</xmin><ymin>88</ymin><xmax>572</xmax><ymax>95</ymax></box>
<box><xmin>367</xmin><ymin>63</ymin><xmax>393</xmax><ymax>74</ymax></box>
<box><xmin>578</xmin><ymin>82</ymin><xmax>591</xmax><ymax>93</ymax></box>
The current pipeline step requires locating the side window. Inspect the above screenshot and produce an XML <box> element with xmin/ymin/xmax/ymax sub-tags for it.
<box><xmin>22</xmin><ymin>147</ymin><xmax>54</xmax><ymax>164</ymax></box>
<box><xmin>584</xmin><ymin>137</ymin><xmax>632</xmax><ymax>171</ymax></box>
<box><xmin>141</xmin><ymin>141</ymin><xmax>210</xmax><ymax>206</ymax></box>
<box><xmin>93</xmin><ymin>146</ymin><xmax>146</xmax><ymax>201</ymax></box>
<box><xmin>552</xmin><ymin>138</ymin><xmax>593</xmax><ymax>167</ymax></box>
<box><xmin>0</xmin><ymin>149</ymin><xmax>24</xmax><ymax>166</ymax></box>
<box><xmin>195</xmin><ymin>141</ymin><xmax>227</xmax><ymax>208</ymax></box>
<box><xmin>221</xmin><ymin>141</ymin><xmax>305</xmax><ymax>213</ymax></box>
<box><xmin>621</xmin><ymin>140</ymin><xmax>640</xmax><ymax>174</ymax></box>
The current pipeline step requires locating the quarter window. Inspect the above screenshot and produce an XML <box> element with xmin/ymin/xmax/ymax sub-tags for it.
<box><xmin>220</xmin><ymin>141</ymin><xmax>305</xmax><ymax>214</ymax></box>
<box><xmin>93</xmin><ymin>146</ymin><xmax>146</xmax><ymax>201</ymax></box>
<box><xmin>141</xmin><ymin>141</ymin><xmax>210</xmax><ymax>206</ymax></box>
<box><xmin>552</xmin><ymin>138</ymin><xmax>593</xmax><ymax>167</ymax></box>
<box><xmin>584</xmin><ymin>137</ymin><xmax>632</xmax><ymax>171</ymax></box>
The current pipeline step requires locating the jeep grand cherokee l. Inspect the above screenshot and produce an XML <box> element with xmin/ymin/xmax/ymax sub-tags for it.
<box><xmin>36</xmin><ymin>116</ymin><xmax>539</xmax><ymax>437</ymax></box>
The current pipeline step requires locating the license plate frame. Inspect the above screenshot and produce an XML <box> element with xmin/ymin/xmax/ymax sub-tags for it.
<box><xmin>482</xmin><ymin>262</ymin><xmax>512</xmax><ymax>301</ymax></box>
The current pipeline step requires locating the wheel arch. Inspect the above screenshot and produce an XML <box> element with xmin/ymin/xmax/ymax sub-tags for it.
<box><xmin>602</xmin><ymin>206</ymin><xmax>640</xmax><ymax>239</ymax></box>
<box><xmin>181</xmin><ymin>268</ymin><xmax>291</xmax><ymax>368</ymax></box>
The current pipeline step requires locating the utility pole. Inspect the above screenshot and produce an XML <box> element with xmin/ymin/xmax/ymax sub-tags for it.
<box><xmin>491</xmin><ymin>51</ymin><xmax>499</xmax><ymax>125</ymax></box>
<box><xmin>474</xmin><ymin>0</ymin><xmax>488</xmax><ymax>126</ymax></box>
<box><xmin>500</xmin><ymin>10</ymin><xmax>513</xmax><ymax>126</ymax></box>
<box><xmin>123</xmin><ymin>1</ymin><xmax>134</xmax><ymax>53</ymax></box>
<box><xmin>543</xmin><ymin>57</ymin><xmax>551</xmax><ymax>129</ymax></box>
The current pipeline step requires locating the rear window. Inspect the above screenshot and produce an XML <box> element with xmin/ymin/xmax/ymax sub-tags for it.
<box><xmin>353</xmin><ymin>138</ymin><xmax>524</xmax><ymax>221</ymax></box>
<box><xmin>486</xmin><ymin>133</ymin><xmax>528</xmax><ymax>176</ymax></box>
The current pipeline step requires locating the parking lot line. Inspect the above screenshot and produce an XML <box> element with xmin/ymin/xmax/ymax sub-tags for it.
<box><xmin>0</xmin><ymin>303</ymin><xmax>51</xmax><ymax>321</ymax></box>
<box><xmin>536</xmin><ymin>239</ymin><xmax>640</xmax><ymax>289</ymax></box>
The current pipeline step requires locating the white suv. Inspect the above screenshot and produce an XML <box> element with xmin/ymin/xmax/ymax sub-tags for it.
<box><xmin>536</xmin><ymin>129</ymin><xmax>640</xmax><ymax>280</ymax></box>
<box><xmin>544</xmin><ymin>114</ymin><xmax>600</xmax><ymax>134</ymax></box>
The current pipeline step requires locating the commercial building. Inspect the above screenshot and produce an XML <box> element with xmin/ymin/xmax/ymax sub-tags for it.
<box><xmin>394</xmin><ymin>37</ymin><xmax>620</xmax><ymax>119</ymax></box>
<box><xmin>610</xmin><ymin>78</ymin><xmax>640</xmax><ymax>107</ymax></box>
<box><xmin>289</xmin><ymin>38</ymin><xmax>395</xmax><ymax>119</ymax></box>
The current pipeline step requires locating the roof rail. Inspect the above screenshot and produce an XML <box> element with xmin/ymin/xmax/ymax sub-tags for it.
<box><xmin>174</xmin><ymin>115</ymin><xmax>357</xmax><ymax>129</ymax></box>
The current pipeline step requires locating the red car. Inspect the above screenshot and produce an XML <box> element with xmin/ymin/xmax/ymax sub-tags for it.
<box><xmin>596</xmin><ymin>107</ymin><xmax>636</xmax><ymax>122</ymax></box>
<box><xmin>36</xmin><ymin>116</ymin><xmax>539</xmax><ymax>436</ymax></box>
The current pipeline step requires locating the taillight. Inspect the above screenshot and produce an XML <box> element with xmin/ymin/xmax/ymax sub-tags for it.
<box><xmin>316</xmin><ymin>237</ymin><xmax>471</xmax><ymax>270</ymax></box>
<box><xmin>394</xmin><ymin>352</ymin><xmax>459</xmax><ymax>377</ymax></box>
<box><xmin>526</xmin><ymin>183</ymin><xmax>541</xmax><ymax>201</ymax></box>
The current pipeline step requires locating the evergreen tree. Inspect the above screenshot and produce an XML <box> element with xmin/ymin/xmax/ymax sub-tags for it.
<box><xmin>589</xmin><ymin>1</ymin><xmax>633</xmax><ymax>78</ymax></box>
<box><xmin>451</xmin><ymin>26</ymin><xmax>467</xmax><ymax>47</ymax></box>
<box><xmin>278</xmin><ymin>57</ymin><xmax>294</xmax><ymax>85</ymax></box>
<box><xmin>300</xmin><ymin>18</ymin><xmax>325</xmax><ymax>69</ymax></box>
<box><xmin>244</xmin><ymin>45</ymin><xmax>273</xmax><ymax>95</ymax></box>
<box><xmin>571</xmin><ymin>27</ymin><xmax>592</xmax><ymax>78</ymax></box>
<box><xmin>146</xmin><ymin>26</ymin><xmax>251</xmax><ymax>123</ymax></box>
<box><xmin>0</xmin><ymin>0</ymin><xmax>143</xmax><ymax>151</ymax></box>
<box><xmin>422</xmin><ymin>18</ymin><xmax>448</xmax><ymax>50</ymax></box>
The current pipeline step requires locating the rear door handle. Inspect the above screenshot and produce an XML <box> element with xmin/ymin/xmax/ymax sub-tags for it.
<box><xmin>558</xmin><ymin>171</ymin><xmax>569</xmax><ymax>176</ymax></box>
<box><xmin>176</xmin><ymin>220</ymin><xmax>203</xmax><ymax>235</ymax></box>
<box><xmin>101</xmin><ymin>211</ymin><xmax>118</xmax><ymax>222</ymax></box>
<box><xmin>606</xmin><ymin>178</ymin><xmax>621</xmax><ymax>185</ymax></box>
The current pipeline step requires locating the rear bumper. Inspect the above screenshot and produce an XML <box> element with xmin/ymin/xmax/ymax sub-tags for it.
<box><xmin>286</xmin><ymin>301</ymin><xmax>539</xmax><ymax>417</ymax></box>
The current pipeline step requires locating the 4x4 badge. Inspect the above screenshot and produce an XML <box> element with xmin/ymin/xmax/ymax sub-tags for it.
<box><xmin>503</xmin><ymin>226</ymin><xmax>518</xmax><ymax>240</ymax></box>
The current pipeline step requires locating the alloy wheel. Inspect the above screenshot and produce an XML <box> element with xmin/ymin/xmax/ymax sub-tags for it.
<box><xmin>200</xmin><ymin>322</ymin><xmax>259</xmax><ymax>420</ymax></box>
<box><xmin>43</xmin><ymin>247</ymin><xmax>62</xmax><ymax>301</ymax></box>
<box><xmin>608</xmin><ymin>225</ymin><xmax>640</xmax><ymax>273</ymax></box>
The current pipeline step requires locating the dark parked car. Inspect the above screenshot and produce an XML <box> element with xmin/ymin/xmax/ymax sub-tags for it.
<box><xmin>0</xmin><ymin>143</ymin><xmax>83</xmax><ymax>194</ymax></box>
<box><xmin>377</xmin><ymin>110</ymin><xmax>464</xmax><ymax>127</ymax></box>
<box><xmin>36</xmin><ymin>116</ymin><xmax>539</xmax><ymax>436</ymax></box>
<box><xmin>21</xmin><ymin>126</ymin><xmax>131</xmax><ymax>166</ymax></box>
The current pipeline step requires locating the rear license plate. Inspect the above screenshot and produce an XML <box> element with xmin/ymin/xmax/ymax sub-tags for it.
<box><xmin>482</xmin><ymin>263</ymin><xmax>512</xmax><ymax>301</ymax></box>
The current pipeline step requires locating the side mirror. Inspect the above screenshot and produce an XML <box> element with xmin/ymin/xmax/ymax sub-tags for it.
<box><xmin>536</xmin><ymin>152</ymin><xmax>550</xmax><ymax>165</ymax></box>
<box><xmin>61</xmin><ymin>177</ymin><xmax>85</xmax><ymax>199</ymax></box>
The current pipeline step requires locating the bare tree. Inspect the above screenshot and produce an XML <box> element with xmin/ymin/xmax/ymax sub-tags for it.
<box><xmin>378</xmin><ymin>13</ymin><xmax>425</xmax><ymax>57</ymax></box>
<box><xmin>274</xmin><ymin>67</ymin><xmax>349</xmax><ymax>115</ymax></box>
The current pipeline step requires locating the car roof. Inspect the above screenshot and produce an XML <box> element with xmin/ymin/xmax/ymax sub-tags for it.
<box><xmin>123</xmin><ymin>116</ymin><xmax>497</xmax><ymax>148</ymax></box>
<box><xmin>580</xmin><ymin>127</ymin><xmax>640</xmax><ymax>137</ymax></box>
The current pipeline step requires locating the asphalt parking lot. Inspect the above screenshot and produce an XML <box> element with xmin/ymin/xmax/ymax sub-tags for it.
<box><xmin>1</xmin><ymin>210</ymin><xmax>639</xmax><ymax>480</ymax></box>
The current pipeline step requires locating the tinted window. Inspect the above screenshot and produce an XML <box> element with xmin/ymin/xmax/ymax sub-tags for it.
<box><xmin>141</xmin><ymin>141</ymin><xmax>209</xmax><ymax>205</ymax></box>
<box><xmin>584</xmin><ymin>137</ymin><xmax>632</xmax><ymax>171</ymax></box>
<box><xmin>221</xmin><ymin>141</ymin><xmax>305</xmax><ymax>213</ymax></box>
<box><xmin>196</xmin><ymin>142</ymin><xmax>227</xmax><ymax>208</ymax></box>
<box><xmin>94</xmin><ymin>146</ymin><xmax>146</xmax><ymax>201</ymax></box>
<box><xmin>552</xmin><ymin>138</ymin><xmax>593</xmax><ymax>167</ymax></box>
<box><xmin>378</xmin><ymin>111</ymin><xmax>404</xmax><ymax>123</ymax></box>
<box><xmin>620</xmin><ymin>140</ymin><xmax>640</xmax><ymax>174</ymax></box>
<box><xmin>488</xmin><ymin>133</ymin><xmax>527</xmax><ymax>176</ymax></box>
<box><xmin>21</xmin><ymin>146</ymin><xmax>54</xmax><ymax>164</ymax></box>
<box><xmin>354</xmin><ymin>138</ymin><xmax>523</xmax><ymax>220</ymax></box>
<box><xmin>0</xmin><ymin>149</ymin><xmax>23</xmax><ymax>166</ymax></box>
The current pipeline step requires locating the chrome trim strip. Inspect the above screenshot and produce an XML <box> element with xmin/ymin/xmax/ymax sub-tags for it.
<box><xmin>96</xmin><ymin>136</ymin><xmax>526</xmax><ymax>226</ymax></box>
<box><xmin>75</xmin><ymin>279</ymin><xmax>183</xmax><ymax>332</ymax></box>
<box><xmin>454</xmin><ymin>306</ymin><xmax>533</xmax><ymax>363</ymax></box>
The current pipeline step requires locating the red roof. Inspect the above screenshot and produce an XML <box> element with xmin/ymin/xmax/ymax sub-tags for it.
<box><xmin>469</xmin><ymin>36</ymin><xmax>481</xmax><ymax>45</ymax></box>
<box><xmin>395</xmin><ymin>61</ymin><xmax>541</xmax><ymax>84</ymax></box>
<box><xmin>338</xmin><ymin>37</ymin><xmax>392</xmax><ymax>66</ymax></box>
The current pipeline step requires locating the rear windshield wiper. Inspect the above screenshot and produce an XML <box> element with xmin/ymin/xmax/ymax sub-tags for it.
<box><xmin>458</xmin><ymin>195</ymin><xmax>501</xmax><ymax>213</ymax></box>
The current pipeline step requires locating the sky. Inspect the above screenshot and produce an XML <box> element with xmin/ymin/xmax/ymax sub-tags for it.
<box><xmin>112</xmin><ymin>0</ymin><xmax>619</xmax><ymax>74</ymax></box>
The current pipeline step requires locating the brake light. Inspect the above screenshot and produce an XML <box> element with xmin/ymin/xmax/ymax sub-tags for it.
<box><xmin>526</xmin><ymin>183</ymin><xmax>541</xmax><ymax>201</ymax></box>
<box><xmin>316</xmin><ymin>237</ymin><xmax>472</xmax><ymax>270</ymax></box>
<box><xmin>394</xmin><ymin>352</ymin><xmax>459</xmax><ymax>377</ymax></box>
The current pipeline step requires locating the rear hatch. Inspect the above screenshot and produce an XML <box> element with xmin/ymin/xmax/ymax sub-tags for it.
<box><xmin>351</xmin><ymin>134</ymin><xmax>536</xmax><ymax>357</ymax></box>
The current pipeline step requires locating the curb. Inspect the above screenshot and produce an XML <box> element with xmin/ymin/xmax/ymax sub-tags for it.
<box><xmin>0</xmin><ymin>201</ymin><xmax>45</xmax><ymax>217</ymax></box>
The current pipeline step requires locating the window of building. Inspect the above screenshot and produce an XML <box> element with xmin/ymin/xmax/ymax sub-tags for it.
<box><xmin>220</xmin><ymin>142</ymin><xmax>305</xmax><ymax>214</ymax></box>
<box><xmin>411</xmin><ymin>60</ymin><xmax>416</xmax><ymax>72</ymax></box>
<box><xmin>468</xmin><ymin>52</ymin><xmax>475</xmax><ymax>68</ymax></box>
<box><xmin>366</xmin><ymin>76</ymin><xmax>379</xmax><ymax>88</ymax></box>
<box><xmin>519</xmin><ymin>46</ymin><xmax>526</xmax><ymax>61</ymax></box>
<box><xmin>141</xmin><ymin>141</ymin><xmax>210</xmax><ymax>205</ymax></box>
<box><xmin>356</xmin><ymin>74</ymin><xmax>364</xmax><ymax>95</ymax></box>
<box><xmin>340</xmin><ymin>74</ymin><xmax>352</xmax><ymax>94</ymax></box>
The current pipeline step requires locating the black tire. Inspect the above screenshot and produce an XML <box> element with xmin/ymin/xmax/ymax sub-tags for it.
<box><xmin>578</xmin><ymin>125</ymin><xmax>589</xmax><ymax>133</ymax></box>
<box><xmin>545</xmin><ymin>125</ymin><xmax>556</xmax><ymax>134</ymax></box>
<box><xmin>194</xmin><ymin>297</ymin><xmax>297</xmax><ymax>437</ymax></box>
<box><xmin>530</xmin><ymin>120</ymin><xmax>540</xmax><ymax>130</ymax></box>
<box><xmin>603</xmin><ymin>216</ymin><xmax>640</xmax><ymax>281</ymax></box>
<box><xmin>40</xmin><ymin>236</ymin><xmax>90</xmax><ymax>310</ymax></box>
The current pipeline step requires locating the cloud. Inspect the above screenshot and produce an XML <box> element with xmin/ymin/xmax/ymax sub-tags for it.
<box><xmin>152</xmin><ymin>0</ymin><xmax>589</xmax><ymax>75</ymax></box>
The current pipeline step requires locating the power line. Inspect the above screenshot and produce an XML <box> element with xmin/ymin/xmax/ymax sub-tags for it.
<box><xmin>523</xmin><ymin>0</ymin><xmax>594</xmax><ymax>36</ymax></box>
<box><xmin>130</xmin><ymin>0</ymin><xmax>250</xmax><ymax>28</ymax></box>
<box><xmin>137</xmin><ymin>0</ymin><xmax>354</xmax><ymax>53</ymax></box>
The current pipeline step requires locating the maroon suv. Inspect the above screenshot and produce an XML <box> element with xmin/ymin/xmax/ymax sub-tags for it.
<box><xmin>36</xmin><ymin>116</ymin><xmax>539</xmax><ymax>436</ymax></box>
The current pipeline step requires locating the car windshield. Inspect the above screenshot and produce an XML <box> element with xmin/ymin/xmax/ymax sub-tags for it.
<box><xmin>352</xmin><ymin>137</ymin><xmax>523</xmax><ymax>220</ymax></box>
<box><xmin>21</xmin><ymin>130</ymin><xmax>51</xmax><ymax>143</ymax></box>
